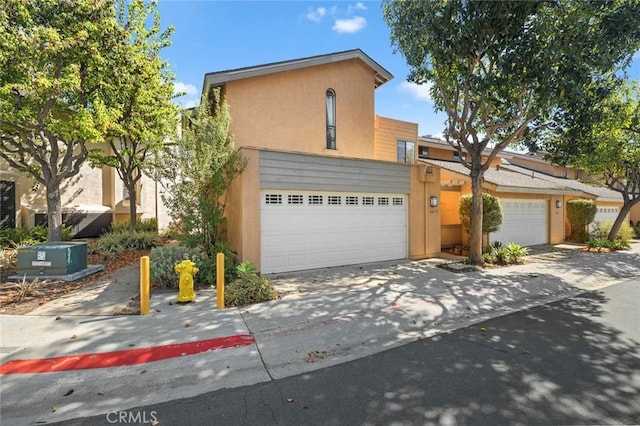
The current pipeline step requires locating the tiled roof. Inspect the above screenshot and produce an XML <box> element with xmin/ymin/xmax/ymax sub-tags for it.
<box><xmin>422</xmin><ymin>159</ymin><xmax>584</xmax><ymax>195</ymax></box>
<box><xmin>499</xmin><ymin>164</ymin><xmax>622</xmax><ymax>202</ymax></box>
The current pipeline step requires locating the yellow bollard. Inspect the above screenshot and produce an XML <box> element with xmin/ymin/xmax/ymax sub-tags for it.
<box><xmin>140</xmin><ymin>256</ymin><xmax>150</xmax><ymax>315</ymax></box>
<box><xmin>216</xmin><ymin>252</ymin><xmax>224</xmax><ymax>309</ymax></box>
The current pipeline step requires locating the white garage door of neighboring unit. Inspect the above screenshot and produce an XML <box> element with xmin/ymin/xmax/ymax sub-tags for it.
<box><xmin>594</xmin><ymin>206</ymin><xmax>619</xmax><ymax>225</ymax></box>
<box><xmin>491</xmin><ymin>199</ymin><xmax>548</xmax><ymax>247</ymax></box>
<box><xmin>261</xmin><ymin>191</ymin><xmax>408</xmax><ymax>274</ymax></box>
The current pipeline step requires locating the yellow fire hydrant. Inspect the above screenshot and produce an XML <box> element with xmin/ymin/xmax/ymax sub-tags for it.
<box><xmin>175</xmin><ymin>260</ymin><xmax>199</xmax><ymax>303</ymax></box>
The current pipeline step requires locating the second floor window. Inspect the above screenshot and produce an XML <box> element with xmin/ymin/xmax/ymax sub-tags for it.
<box><xmin>396</xmin><ymin>140</ymin><xmax>415</xmax><ymax>163</ymax></box>
<box><xmin>418</xmin><ymin>146</ymin><xmax>429</xmax><ymax>159</ymax></box>
<box><xmin>453</xmin><ymin>150</ymin><xmax>467</xmax><ymax>161</ymax></box>
<box><xmin>326</xmin><ymin>89</ymin><xmax>336</xmax><ymax>150</ymax></box>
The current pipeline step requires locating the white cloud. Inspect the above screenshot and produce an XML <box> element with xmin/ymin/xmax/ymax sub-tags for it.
<box><xmin>332</xmin><ymin>16</ymin><xmax>366</xmax><ymax>34</ymax></box>
<box><xmin>399</xmin><ymin>81</ymin><xmax>433</xmax><ymax>102</ymax></box>
<box><xmin>306</xmin><ymin>7</ymin><xmax>326</xmax><ymax>23</ymax></box>
<box><xmin>173</xmin><ymin>82</ymin><xmax>198</xmax><ymax>97</ymax></box>
<box><xmin>347</xmin><ymin>2</ymin><xmax>367</xmax><ymax>14</ymax></box>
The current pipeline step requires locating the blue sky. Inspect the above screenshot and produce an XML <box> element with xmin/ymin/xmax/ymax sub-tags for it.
<box><xmin>158</xmin><ymin>0</ymin><xmax>640</xmax><ymax>138</ymax></box>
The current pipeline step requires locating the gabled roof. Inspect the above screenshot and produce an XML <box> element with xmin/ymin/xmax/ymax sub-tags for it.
<box><xmin>423</xmin><ymin>159</ymin><xmax>584</xmax><ymax>195</ymax></box>
<box><xmin>203</xmin><ymin>49</ymin><xmax>393</xmax><ymax>92</ymax></box>
<box><xmin>499</xmin><ymin>164</ymin><xmax>622</xmax><ymax>202</ymax></box>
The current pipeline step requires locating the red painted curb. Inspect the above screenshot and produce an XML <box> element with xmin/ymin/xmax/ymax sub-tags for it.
<box><xmin>0</xmin><ymin>334</ymin><xmax>255</xmax><ymax>375</ymax></box>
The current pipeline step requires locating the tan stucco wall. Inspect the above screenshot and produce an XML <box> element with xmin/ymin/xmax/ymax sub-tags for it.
<box><xmin>374</xmin><ymin>115</ymin><xmax>418</xmax><ymax>162</ymax></box>
<box><xmin>225</xmin><ymin>148</ymin><xmax>261</xmax><ymax>270</ymax></box>
<box><xmin>408</xmin><ymin>165</ymin><xmax>441</xmax><ymax>258</ymax></box>
<box><xmin>224</xmin><ymin>59</ymin><xmax>376</xmax><ymax>159</ymax></box>
<box><xmin>509</xmin><ymin>156</ymin><xmax>582</xmax><ymax>179</ymax></box>
<box><xmin>631</xmin><ymin>202</ymin><xmax>640</xmax><ymax>225</ymax></box>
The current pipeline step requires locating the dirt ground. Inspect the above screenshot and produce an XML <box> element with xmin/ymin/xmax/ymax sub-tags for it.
<box><xmin>0</xmin><ymin>249</ymin><xmax>150</xmax><ymax>315</ymax></box>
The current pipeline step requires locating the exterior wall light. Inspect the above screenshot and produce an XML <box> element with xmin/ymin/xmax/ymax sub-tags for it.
<box><xmin>430</xmin><ymin>196</ymin><xmax>438</xmax><ymax>208</ymax></box>
<box><xmin>556</xmin><ymin>200</ymin><xmax>562</xmax><ymax>208</ymax></box>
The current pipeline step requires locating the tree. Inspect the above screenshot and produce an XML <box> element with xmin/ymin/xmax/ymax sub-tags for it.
<box><xmin>161</xmin><ymin>89</ymin><xmax>246</xmax><ymax>254</ymax></box>
<box><xmin>543</xmin><ymin>81</ymin><xmax>640</xmax><ymax>241</ymax></box>
<box><xmin>383</xmin><ymin>0</ymin><xmax>640</xmax><ymax>264</ymax></box>
<box><xmin>566</xmin><ymin>199</ymin><xmax>597</xmax><ymax>242</ymax></box>
<box><xmin>459</xmin><ymin>193</ymin><xmax>502</xmax><ymax>241</ymax></box>
<box><xmin>0</xmin><ymin>0</ymin><xmax>119</xmax><ymax>241</ymax></box>
<box><xmin>88</xmin><ymin>0</ymin><xmax>179</xmax><ymax>231</ymax></box>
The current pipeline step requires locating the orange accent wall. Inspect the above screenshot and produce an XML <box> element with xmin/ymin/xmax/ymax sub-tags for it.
<box><xmin>224</xmin><ymin>59</ymin><xmax>376</xmax><ymax>159</ymax></box>
<box><xmin>374</xmin><ymin>115</ymin><xmax>418</xmax><ymax>162</ymax></box>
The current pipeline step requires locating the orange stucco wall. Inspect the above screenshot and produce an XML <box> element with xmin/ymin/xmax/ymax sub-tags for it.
<box><xmin>408</xmin><ymin>165</ymin><xmax>441</xmax><ymax>258</ymax></box>
<box><xmin>374</xmin><ymin>115</ymin><xmax>418</xmax><ymax>162</ymax></box>
<box><xmin>224</xmin><ymin>59</ymin><xmax>376</xmax><ymax>159</ymax></box>
<box><xmin>225</xmin><ymin>148</ymin><xmax>261</xmax><ymax>270</ymax></box>
<box><xmin>631</xmin><ymin>203</ymin><xmax>640</xmax><ymax>225</ymax></box>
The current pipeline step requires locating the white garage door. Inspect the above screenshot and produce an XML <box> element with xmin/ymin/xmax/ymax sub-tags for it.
<box><xmin>261</xmin><ymin>191</ymin><xmax>408</xmax><ymax>274</ymax></box>
<box><xmin>491</xmin><ymin>199</ymin><xmax>548</xmax><ymax>247</ymax></box>
<box><xmin>594</xmin><ymin>206</ymin><xmax>619</xmax><ymax>224</ymax></box>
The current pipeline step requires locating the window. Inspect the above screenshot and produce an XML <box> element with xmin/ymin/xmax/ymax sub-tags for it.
<box><xmin>287</xmin><ymin>194</ymin><xmax>303</xmax><ymax>205</ymax></box>
<box><xmin>308</xmin><ymin>195</ymin><xmax>323</xmax><ymax>205</ymax></box>
<box><xmin>326</xmin><ymin>89</ymin><xmax>336</xmax><ymax>150</ymax></box>
<box><xmin>378</xmin><ymin>197</ymin><xmax>389</xmax><ymax>206</ymax></box>
<box><xmin>418</xmin><ymin>146</ymin><xmax>429</xmax><ymax>159</ymax></box>
<box><xmin>345</xmin><ymin>196</ymin><xmax>358</xmax><ymax>205</ymax></box>
<box><xmin>362</xmin><ymin>196</ymin><xmax>375</xmax><ymax>205</ymax></box>
<box><xmin>396</xmin><ymin>140</ymin><xmax>415</xmax><ymax>163</ymax></box>
<box><xmin>265</xmin><ymin>194</ymin><xmax>282</xmax><ymax>204</ymax></box>
<box><xmin>392</xmin><ymin>197</ymin><xmax>404</xmax><ymax>206</ymax></box>
<box><xmin>328</xmin><ymin>195</ymin><xmax>341</xmax><ymax>205</ymax></box>
<box><xmin>453</xmin><ymin>150</ymin><xmax>467</xmax><ymax>161</ymax></box>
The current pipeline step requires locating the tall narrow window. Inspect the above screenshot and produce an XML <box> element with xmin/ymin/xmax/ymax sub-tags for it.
<box><xmin>326</xmin><ymin>89</ymin><xmax>336</xmax><ymax>150</ymax></box>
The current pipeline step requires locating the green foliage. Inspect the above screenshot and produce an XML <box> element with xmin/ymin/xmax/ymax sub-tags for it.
<box><xmin>633</xmin><ymin>223</ymin><xmax>640</xmax><ymax>238</ymax></box>
<box><xmin>590</xmin><ymin>220</ymin><xmax>635</xmax><ymax>244</ymax></box>
<box><xmin>226</xmin><ymin>272</ymin><xmax>279</xmax><ymax>307</ymax></box>
<box><xmin>96</xmin><ymin>230</ymin><xmax>159</xmax><ymax>255</ymax></box>
<box><xmin>149</xmin><ymin>245</ymin><xmax>205</xmax><ymax>289</ymax></box>
<box><xmin>505</xmin><ymin>242</ymin><xmax>529</xmax><ymax>264</ymax></box>
<box><xmin>236</xmin><ymin>261</ymin><xmax>257</xmax><ymax>275</ymax></box>
<box><xmin>482</xmin><ymin>241</ymin><xmax>528</xmax><ymax>265</ymax></box>
<box><xmin>383</xmin><ymin>0</ymin><xmax>640</xmax><ymax>264</ymax></box>
<box><xmin>567</xmin><ymin>199</ymin><xmax>597</xmax><ymax>241</ymax></box>
<box><xmin>87</xmin><ymin>0</ymin><xmax>179</xmax><ymax>230</ymax></box>
<box><xmin>110</xmin><ymin>218</ymin><xmax>158</xmax><ymax>234</ymax></box>
<box><xmin>587</xmin><ymin>238</ymin><xmax>630</xmax><ymax>252</ymax></box>
<box><xmin>459</xmin><ymin>193</ymin><xmax>503</xmax><ymax>234</ymax></box>
<box><xmin>160</xmin><ymin>89</ymin><xmax>246</xmax><ymax>255</ymax></box>
<box><xmin>0</xmin><ymin>225</ymin><xmax>72</xmax><ymax>247</ymax></box>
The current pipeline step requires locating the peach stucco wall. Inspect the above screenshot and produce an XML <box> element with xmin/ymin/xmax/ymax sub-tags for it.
<box><xmin>408</xmin><ymin>165</ymin><xmax>441</xmax><ymax>259</ymax></box>
<box><xmin>374</xmin><ymin>115</ymin><xmax>418</xmax><ymax>162</ymax></box>
<box><xmin>225</xmin><ymin>148</ymin><xmax>261</xmax><ymax>270</ymax></box>
<box><xmin>224</xmin><ymin>59</ymin><xmax>376</xmax><ymax>159</ymax></box>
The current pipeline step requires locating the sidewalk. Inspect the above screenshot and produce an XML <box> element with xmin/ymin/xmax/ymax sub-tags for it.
<box><xmin>1</xmin><ymin>242</ymin><xmax>639</xmax><ymax>424</ymax></box>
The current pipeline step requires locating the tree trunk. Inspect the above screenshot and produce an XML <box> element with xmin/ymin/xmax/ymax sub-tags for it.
<box><xmin>127</xmin><ymin>182</ymin><xmax>138</xmax><ymax>231</ymax></box>
<box><xmin>469</xmin><ymin>167</ymin><xmax>484</xmax><ymax>265</ymax></box>
<box><xmin>607</xmin><ymin>199</ymin><xmax>639</xmax><ymax>241</ymax></box>
<box><xmin>46</xmin><ymin>182</ymin><xmax>63</xmax><ymax>242</ymax></box>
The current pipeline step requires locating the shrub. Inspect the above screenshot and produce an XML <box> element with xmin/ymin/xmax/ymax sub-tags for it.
<box><xmin>225</xmin><ymin>263</ymin><xmax>279</xmax><ymax>307</ymax></box>
<box><xmin>96</xmin><ymin>230</ymin><xmax>159</xmax><ymax>255</ymax></box>
<box><xmin>634</xmin><ymin>222</ymin><xmax>640</xmax><ymax>238</ymax></box>
<box><xmin>149</xmin><ymin>245</ymin><xmax>206</xmax><ymax>289</ymax></box>
<box><xmin>590</xmin><ymin>220</ymin><xmax>634</xmax><ymax>243</ymax></box>
<box><xmin>110</xmin><ymin>218</ymin><xmax>158</xmax><ymax>233</ymax></box>
<box><xmin>459</xmin><ymin>193</ymin><xmax>503</xmax><ymax>235</ymax></box>
<box><xmin>567</xmin><ymin>199</ymin><xmax>597</xmax><ymax>241</ymax></box>
<box><xmin>0</xmin><ymin>225</ymin><xmax>72</xmax><ymax>247</ymax></box>
<box><xmin>505</xmin><ymin>242</ymin><xmax>529</xmax><ymax>263</ymax></box>
<box><xmin>493</xmin><ymin>246</ymin><xmax>509</xmax><ymax>264</ymax></box>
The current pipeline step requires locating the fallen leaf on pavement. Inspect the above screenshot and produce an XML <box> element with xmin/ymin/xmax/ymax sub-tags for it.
<box><xmin>184</xmin><ymin>323</ymin><xmax>191</xmax><ymax>328</ymax></box>
<box><xmin>480</xmin><ymin>327</ymin><xmax>487</xmax><ymax>332</ymax></box>
<box><xmin>63</xmin><ymin>389</ymin><xmax>74</xmax><ymax>396</ymax></box>
<box><xmin>70</xmin><ymin>335</ymin><xmax>77</xmax><ymax>339</ymax></box>
<box><xmin>286</xmin><ymin>398</ymin><xmax>294</xmax><ymax>403</ymax></box>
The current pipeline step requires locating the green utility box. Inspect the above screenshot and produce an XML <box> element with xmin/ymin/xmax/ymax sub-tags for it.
<box><xmin>17</xmin><ymin>242</ymin><xmax>88</xmax><ymax>276</ymax></box>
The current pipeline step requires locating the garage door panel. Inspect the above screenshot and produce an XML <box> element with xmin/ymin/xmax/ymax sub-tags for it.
<box><xmin>261</xmin><ymin>191</ymin><xmax>407</xmax><ymax>273</ymax></box>
<box><xmin>492</xmin><ymin>199</ymin><xmax>548</xmax><ymax>246</ymax></box>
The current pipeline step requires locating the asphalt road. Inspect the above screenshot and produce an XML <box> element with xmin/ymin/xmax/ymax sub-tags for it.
<box><xmin>54</xmin><ymin>278</ymin><xmax>640</xmax><ymax>426</ymax></box>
